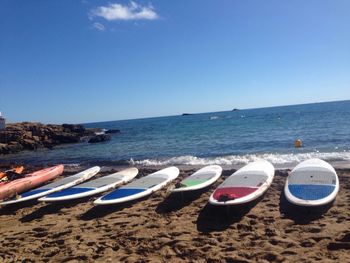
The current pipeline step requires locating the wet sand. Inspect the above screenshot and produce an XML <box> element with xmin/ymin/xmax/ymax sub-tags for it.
<box><xmin>0</xmin><ymin>167</ymin><xmax>350</xmax><ymax>262</ymax></box>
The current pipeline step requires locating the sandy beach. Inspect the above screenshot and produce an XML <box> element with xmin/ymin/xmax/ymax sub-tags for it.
<box><xmin>3</xmin><ymin>1</ymin><xmax>349</xmax><ymax>262</ymax></box>
<box><xmin>0</xmin><ymin>166</ymin><xmax>350</xmax><ymax>262</ymax></box>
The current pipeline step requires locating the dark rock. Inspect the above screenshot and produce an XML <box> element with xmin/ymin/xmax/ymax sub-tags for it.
<box><xmin>182</xmin><ymin>113</ymin><xmax>194</xmax><ymax>116</ymax></box>
<box><xmin>0</xmin><ymin>143</ymin><xmax>9</xmax><ymax>154</ymax></box>
<box><xmin>0</xmin><ymin>122</ymin><xmax>109</xmax><ymax>155</ymax></box>
<box><xmin>7</xmin><ymin>142</ymin><xmax>24</xmax><ymax>153</ymax></box>
<box><xmin>21</xmin><ymin>139</ymin><xmax>41</xmax><ymax>150</ymax></box>
<box><xmin>51</xmin><ymin>132</ymin><xmax>81</xmax><ymax>143</ymax></box>
<box><xmin>85</xmin><ymin>128</ymin><xmax>103</xmax><ymax>135</ymax></box>
<box><xmin>29</xmin><ymin>124</ymin><xmax>46</xmax><ymax>136</ymax></box>
<box><xmin>42</xmin><ymin>139</ymin><xmax>55</xmax><ymax>148</ymax></box>
<box><xmin>62</xmin><ymin>124</ymin><xmax>85</xmax><ymax>133</ymax></box>
<box><xmin>0</xmin><ymin>142</ymin><xmax>24</xmax><ymax>154</ymax></box>
<box><xmin>0</xmin><ymin>131</ymin><xmax>22</xmax><ymax>143</ymax></box>
<box><xmin>32</xmin><ymin>136</ymin><xmax>40</xmax><ymax>142</ymax></box>
<box><xmin>105</xmin><ymin>129</ymin><xmax>120</xmax><ymax>134</ymax></box>
<box><xmin>79</xmin><ymin>136</ymin><xmax>91</xmax><ymax>143</ymax></box>
<box><xmin>88</xmin><ymin>134</ymin><xmax>111</xmax><ymax>143</ymax></box>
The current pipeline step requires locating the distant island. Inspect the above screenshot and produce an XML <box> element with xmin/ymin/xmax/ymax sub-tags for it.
<box><xmin>182</xmin><ymin>113</ymin><xmax>195</xmax><ymax>116</ymax></box>
<box><xmin>232</xmin><ymin>108</ymin><xmax>239</xmax><ymax>111</ymax></box>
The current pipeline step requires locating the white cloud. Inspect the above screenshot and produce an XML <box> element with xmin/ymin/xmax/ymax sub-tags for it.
<box><xmin>92</xmin><ymin>22</ymin><xmax>105</xmax><ymax>31</ymax></box>
<box><xmin>91</xmin><ymin>1</ymin><xmax>159</xmax><ymax>21</ymax></box>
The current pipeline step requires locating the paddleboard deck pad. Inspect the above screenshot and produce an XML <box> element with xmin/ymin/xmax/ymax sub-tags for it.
<box><xmin>284</xmin><ymin>158</ymin><xmax>339</xmax><ymax>206</ymax></box>
<box><xmin>209</xmin><ymin>160</ymin><xmax>275</xmax><ymax>205</ymax></box>
<box><xmin>94</xmin><ymin>166</ymin><xmax>179</xmax><ymax>205</ymax></box>
<box><xmin>1</xmin><ymin>166</ymin><xmax>100</xmax><ymax>205</ymax></box>
<box><xmin>39</xmin><ymin>167</ymin><xmax>138</xmax><ymax>202</ymax></box>
<box><xmin>171</xmin><ymin>165</ymin><xmax>222</xmax><ymax>192</ymax></box>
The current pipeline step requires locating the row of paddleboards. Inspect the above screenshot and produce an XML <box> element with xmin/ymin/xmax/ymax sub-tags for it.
<box><xmin>0</xmin><ymin>158</ymin><xmax>339</xmax><ymax>207</ymax></box>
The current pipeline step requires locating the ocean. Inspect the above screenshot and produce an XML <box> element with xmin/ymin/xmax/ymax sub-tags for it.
<box><xmin>2</xmin><ymin>100</ymin><xmax>350</xmax><ymax>168</ymax></box>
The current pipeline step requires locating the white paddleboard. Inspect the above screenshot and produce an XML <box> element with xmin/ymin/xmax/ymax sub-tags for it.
<box><xmin>94</xmin><ymin>166</ymin><xmax>179</xmax><ymax>205</ymax></box>
<box><xmin>38</xmin><ymin>167</ymin><xmax>138</xmax><ymax>202</ymax></box>
<box><xmin>209</xmin><ymin>160</ymin><xmax>275</xmax><ymax>205</ymax></box>
<box><xmin>0</xmin><ymin>166</ymin><xmax>100</xmax><ymax>205</ymax></box>
<box><xmin>171</xmin><ymin>165</ymin><xmax>222</xmax><ymax>193</ymax></box>
<box><xmin>284</xmin><ymin>158</ymin><xmax>339</xmax><ymax>206</ymax></box>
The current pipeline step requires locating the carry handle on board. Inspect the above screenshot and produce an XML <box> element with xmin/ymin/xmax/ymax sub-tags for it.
<box><xmin>218</xmin><ymin>194</ymin><xmax>236</xmax><ymax>202</ymax></box>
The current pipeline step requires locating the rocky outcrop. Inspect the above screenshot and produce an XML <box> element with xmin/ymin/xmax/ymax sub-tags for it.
<box><xmin>88</xmin><ymin>134</ymin><xmax>111</xmax><ymax>143</ymax></box>
<box><xmin>105</xmin><ymin>129</ymin><xmax>120</xmax><ymax>134</ymax></box>
<box><xmin>0</xmin><ymin>122</ymin><xmax>104</xmax><ymax>155</ymax></box>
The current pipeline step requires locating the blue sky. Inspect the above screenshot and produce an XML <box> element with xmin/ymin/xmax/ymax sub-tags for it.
<box><xmin>0</xmin><ymin>0</ymin><xmax>349</xmax><ymax>123</ymax></box>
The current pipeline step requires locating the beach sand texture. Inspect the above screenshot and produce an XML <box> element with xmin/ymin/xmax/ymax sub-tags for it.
<box><xmin>0</xmin><ymin>167</ymin><xmax>350</xmax><ymax>262</ymax></box>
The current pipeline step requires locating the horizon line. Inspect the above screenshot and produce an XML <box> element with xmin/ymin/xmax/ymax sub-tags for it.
<box><xmin>82</xmin><ymin>98</ymin><xmax>350</xmax><ymax>125</ymax></box>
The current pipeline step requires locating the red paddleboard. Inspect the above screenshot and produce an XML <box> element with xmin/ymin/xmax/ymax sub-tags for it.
<box><xmin>209</xmin><ymin>160</ymin><xmax>274</xmax><ymax>205</ymax></box>
<box><xmin>0</xmin><ymin>165</ymin><xmax>64</xmax><ymax>201</ymax></box>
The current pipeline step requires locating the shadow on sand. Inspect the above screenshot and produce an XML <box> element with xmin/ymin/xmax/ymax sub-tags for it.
<box><xmin>0</xmin><ymin>200</ymin><xmax>38</xmax><ymax>215</ymax></box>
<box><xmin>196</xmin><ymin>195</ymin><xmax>263</xmax><ymax>233</ymax></box>
<box><xmin>80</xmin><ymin>196</ymin><xmax>151</xmax><ymax>221</ymax></box>
<box><xmin>155</xmin><ymin>188</ymin><xmax>212</xmax><ymax>214</ymax></box>
<box><xmin>20</xmin><ymin>199</ymin><xmax>87</xmax><ymax>223</ymax></box>
<box><xmin>279</xmin><ymin>191</ymin><xmax>333</xmax><ymax>224</ymax></box>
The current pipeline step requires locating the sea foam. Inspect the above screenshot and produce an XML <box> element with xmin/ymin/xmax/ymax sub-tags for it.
<box><xmin>131</xmin><ymin>151</ymin><xmax>350</xmax><ymax>168</ymax></box>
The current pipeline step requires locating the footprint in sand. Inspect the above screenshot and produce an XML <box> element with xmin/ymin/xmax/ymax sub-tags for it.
<box><xmin>328</xmin><ymin>231</ymin><xmax>350</xmax><ymax>250</ymax></box>
<box><xmin>33</xmin><ymin>231</ymin><xmax>49</xmax><ymax>238</ymax></box>
<box><xmin>51</xmin><ymin>229</ymin><xmax>72</xmax><ymax>239</ymax></box>
<box><xmin>311</xmin><ymin>235</ymin><xmax>331</xmax><ymax>242</ymax></box>
<box><xmin>264</xmin><ymin>227</ymin><xmax>277</xmax><ymax>237</ymax></box>
<box><xmin>281</xmin><ymin>250</ymin><xmax>298</xmax><ymax>256</ymax></box>
<box><xmin>43</xmin><ymin>247</ymin><xmax>60</xmax><ymax>258</ymax></box>
<box><xmin>300</xmin><ymin>239</ymin><xmax>316</xmax><ymax>247</ymax></box>
<box><xmin>263</xmin><ymin>217</ymin><xmax>275</xmax><ymax>224</ymax></box>
<box><xmin>307</xmin><ymin>226</ymin><xmax>322</xmax><ymax>233</ymax></box>
<box><xmin>246</xmin><ymin>214</ymin><xmax>259</xmax><ymax>219</ymax></box>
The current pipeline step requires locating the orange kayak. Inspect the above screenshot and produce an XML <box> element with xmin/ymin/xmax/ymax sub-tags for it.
<box><xmin>0</xmin><ymin>166</ymin><xmax>24</xmax><ymax>180</ymax></box>
<box><xmin>0</xmin><ymin>165</ymin><xmax>64</xmax><ymax>201</ymax></box>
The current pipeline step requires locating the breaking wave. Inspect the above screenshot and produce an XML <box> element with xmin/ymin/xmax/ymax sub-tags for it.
<box><xmin>131</xmin><ymin>151</ymin><xmax>350</xmax><ymax>167</ymax></box>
